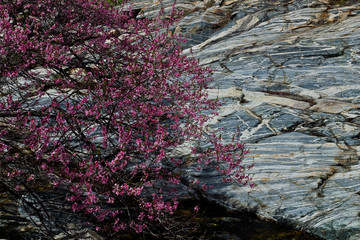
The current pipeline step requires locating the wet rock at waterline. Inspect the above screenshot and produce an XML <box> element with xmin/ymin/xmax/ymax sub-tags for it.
<box><xmin>129</xmin><ymin>0</ymin><xmax>360</xmax><ymax>239</ymax></box>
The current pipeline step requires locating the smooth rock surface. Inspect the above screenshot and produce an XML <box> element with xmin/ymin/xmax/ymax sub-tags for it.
<box><xmin>133</xmin><ymin>0</ymin><xmax>360</xmax><ymax>239</ymax></box>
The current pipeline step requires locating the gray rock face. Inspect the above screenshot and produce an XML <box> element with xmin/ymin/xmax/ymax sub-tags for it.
<box><xmin>1</xmin><ymin>1</ymin><xmax>358</xmax><ymax>239</ymax></box>
<box><xmin>133</xmin><ymin>0</ymin><xmax>360</xmax><ymax>239</ymax></box>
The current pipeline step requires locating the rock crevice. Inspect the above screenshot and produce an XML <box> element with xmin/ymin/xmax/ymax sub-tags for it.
<box><xmin>150</xmin><ymin>0</ymin><xmax>360</xmax><ymax>239</ymax></box>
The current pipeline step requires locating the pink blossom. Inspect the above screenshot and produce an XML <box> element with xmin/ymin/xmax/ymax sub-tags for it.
<box><xmin>0</xmin><ymin>0</ymin><xmax>252</xmax><ymax>237</ymax></box>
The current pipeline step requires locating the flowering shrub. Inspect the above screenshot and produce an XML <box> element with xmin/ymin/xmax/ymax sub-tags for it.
<box><xmin>0</xmin><ymin>0</ymin><xmax>252</xmax><ymax>238</ymax></box>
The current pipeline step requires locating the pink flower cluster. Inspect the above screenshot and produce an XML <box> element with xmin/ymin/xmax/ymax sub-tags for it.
<box><xmin>0</xmin><ymin>0</ymin><xmax>253</xmax><ymax>237</ymax></box>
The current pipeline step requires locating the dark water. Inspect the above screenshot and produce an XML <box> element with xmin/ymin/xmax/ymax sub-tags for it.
<box><xmin>176</xmin><ymin>198</ymin><xmax>324</xmax><ymax>240</ymax></box>
<box><xmin>0</xmin><ymin>193</ymin><xmax>324</xmax><ymax>240</ymax></box>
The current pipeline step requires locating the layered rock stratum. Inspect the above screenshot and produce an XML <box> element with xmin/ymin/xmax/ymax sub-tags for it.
<box><xmin>128</xmin><ymin>0</ymin><xmax>360</xmax><ymax>239</ymax></box>
<box><xmin>1</xmin><ymin>1</ymin><xmax>359</xmax><ymax>239</ymax></box>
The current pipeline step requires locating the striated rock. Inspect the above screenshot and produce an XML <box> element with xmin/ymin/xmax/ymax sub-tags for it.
<box><xmin>129</xmin><ymin>0</ymin><xmax>360</xmax><ymax>239</ymax></box>
<box><xmin>2</xmin><ymin>0</ymin><xmax>359</xmax><ymax>239</ymax></box>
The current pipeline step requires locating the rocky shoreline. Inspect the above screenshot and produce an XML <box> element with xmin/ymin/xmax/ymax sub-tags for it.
<box><xmin>1</xmin><ymin>0</ymin><xmax>359</xmax><ymax>239</ymax></box>
<box><xmin>130</xmin><ymin>0</ymin><xmax>360</xmax><ymax>239</ymax></box>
